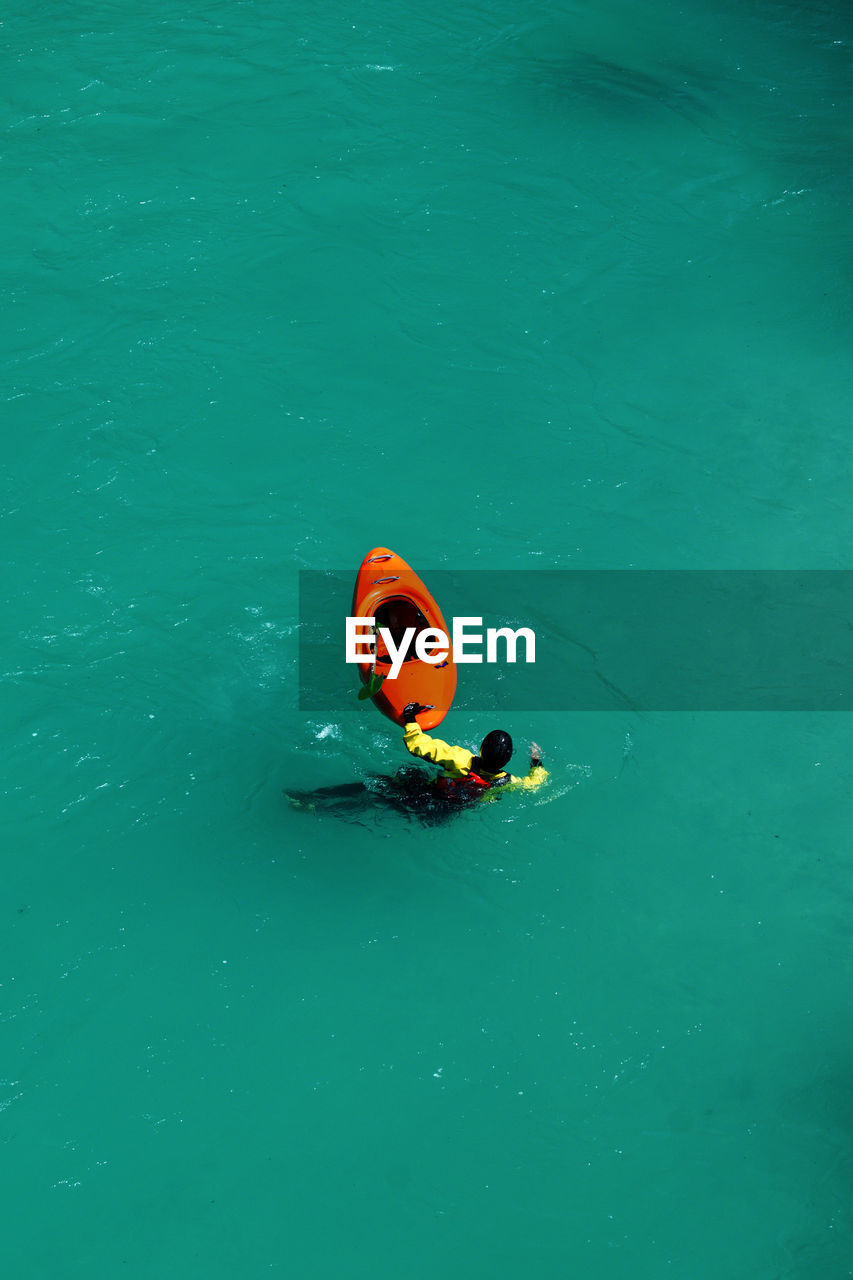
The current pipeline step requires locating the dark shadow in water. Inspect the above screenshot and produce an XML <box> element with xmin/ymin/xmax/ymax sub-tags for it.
<box><xmin>525</xmin><ymin>50</ymin><xmax>718</xmax><ymax>128</ymax></box>
<box><xmin>286</xmin><ymin>767</ymin><xmax>474</xmax><ymax>828</ymax></box>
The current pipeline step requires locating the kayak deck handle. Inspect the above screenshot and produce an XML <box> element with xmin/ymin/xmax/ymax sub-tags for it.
<box><xmin>372</xmin><ymin>575</ymin><xmax>399</xmax><ymax>584</ymax></box>
<box><xmin>367</xmin><ymin>554</ymin><xmax>392</xmax><ymax>563</ymax></box>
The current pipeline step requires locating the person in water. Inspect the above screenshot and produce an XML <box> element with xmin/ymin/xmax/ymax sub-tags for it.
<box><xmin>402</xmin><ymin>702</ymin><xmax>547</xmax><ymax>801</ymax></box>
<box><xmin>288</xmin><ymin>709</ymin><xmax>546</xmax><ymax>823</ymax></box>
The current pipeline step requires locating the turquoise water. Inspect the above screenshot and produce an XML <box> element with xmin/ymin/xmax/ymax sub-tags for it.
<box><xmin>4</xmin><ymin>0</ymin><xmax>853</xmax><ymax>1274</ymax></box>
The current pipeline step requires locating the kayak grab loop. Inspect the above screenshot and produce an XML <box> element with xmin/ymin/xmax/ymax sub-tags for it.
<box><xmin>367</xmin><ymin>554</ymin><xmax>393</xmax><ymax>563</ymax></box>
<box><xmin>372</xmin><ymin>575</ymin><xmax>400</xmax><ymax>584</ymax></box>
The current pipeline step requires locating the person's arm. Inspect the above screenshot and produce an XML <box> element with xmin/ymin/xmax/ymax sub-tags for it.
<box><xmin>403</xmin><ymin>712</ymin><xmax>473</xmax><ymax>775</ymax></box>
<box><xmin>505</xmin><ymin>742</ymin><xmax>548</xmax><ymax>791</ymax></box>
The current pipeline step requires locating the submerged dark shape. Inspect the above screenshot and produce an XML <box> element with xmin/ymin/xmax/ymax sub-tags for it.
<box><xmin>286</xmin><ymin>767</ymin><xmax>488</xmax><ymax>827</ymax></box>
<box><xmin>539</xmin><ymin>51</ymin><xmax>714</xmax><ymax>125</ymax></box>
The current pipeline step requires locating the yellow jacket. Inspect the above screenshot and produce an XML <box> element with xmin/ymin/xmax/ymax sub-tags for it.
<box><xmin>403</xmin><ymin>722</ymin><xmax>547</xmax><ymax>792</ymax></box>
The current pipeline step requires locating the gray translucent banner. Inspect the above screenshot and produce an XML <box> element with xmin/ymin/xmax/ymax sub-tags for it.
<box><xmin>298</xmin><ymin>571</ymin><xmax>853</xmax><ymax>712</ymax></box>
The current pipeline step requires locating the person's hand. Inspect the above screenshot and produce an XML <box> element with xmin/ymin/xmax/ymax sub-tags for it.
<box><xmin>402</xmin><ymin>702</ymin><xmax>433</xmax><ymax>722</ymax></box>
<box><xmin>530</xmin><ymin>741</ymin><xmax>543</xmax><ymax>766</ymax></box>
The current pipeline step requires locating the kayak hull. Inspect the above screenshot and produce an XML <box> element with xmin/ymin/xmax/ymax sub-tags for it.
<box><xmin>351</xmin><ymin>548</ymin><xmax>457</xmax><ymax>730</ymax></box>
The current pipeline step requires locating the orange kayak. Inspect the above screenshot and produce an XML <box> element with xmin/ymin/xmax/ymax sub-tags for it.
<box><xmin>351</xmin><ymin>548</ymin><xmax>457</xmax><ymax>730</ymax></box>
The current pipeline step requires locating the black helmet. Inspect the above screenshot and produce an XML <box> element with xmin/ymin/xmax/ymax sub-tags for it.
<box><xmin>479</xmin><ymin>730</ymin><xmax>513</xmax><ymax>772</ymax></box>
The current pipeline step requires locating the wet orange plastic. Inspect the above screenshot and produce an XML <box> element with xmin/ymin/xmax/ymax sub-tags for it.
<box><xmin>351</xmin><ymin>548</ymin><xmax>457</xmax><ymax>730</ymax></box>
